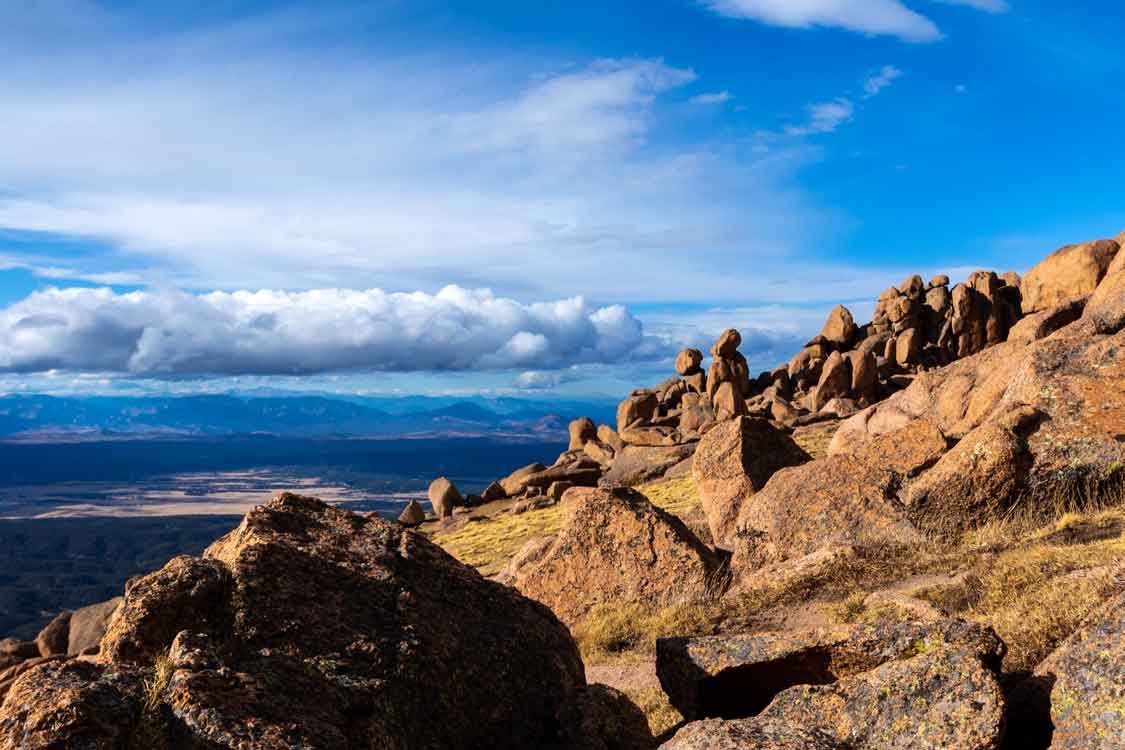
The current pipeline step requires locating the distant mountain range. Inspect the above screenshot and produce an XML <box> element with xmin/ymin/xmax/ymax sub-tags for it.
<box><xmin>0</xmin><ymin>394</ymin><xmax>618</xmax><ymax>440</ymax></box>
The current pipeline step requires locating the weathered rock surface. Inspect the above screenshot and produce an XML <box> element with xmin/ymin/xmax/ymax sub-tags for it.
<box><xmin>1033</xmin><ymin>588</ymin><xmax>1125</xmax><ymax>749</ymax></box>
<box><xmin>754</xmin><ymin>646</ymin><xmax>1004</xmax><ymax>750</ymax></box>
<box><xmin>660</xmin><ymin>718</ymin><xmax>840</xmax><ymax>750</ymax></box>
<box><xmin>0</xmin><ymin>660</ymin><xmax>142</xmax><ymax>749</ymax></box>
<box><xmin>691</xmin><ymin>416</ymin><xmax>811</xmax><ymax>549</ymax></box>
<box><xmin>499</xmin><ymin>462</ymin><xmax>549</xmax><ymax>496</ymax></box>
<box><xmin>657</xmin><ymin>620</ymin><xmax>1004</xmax><ymax>721</ymax></box>
<box><xmin>1021</xmin><ymin>238</ymin><xmax>1120</xmax><ymax>313</ymax></box>
<box><xmin>512</xmin><ymin>487</ymin><xmax>719</xmax><ymax>624</ymax></box>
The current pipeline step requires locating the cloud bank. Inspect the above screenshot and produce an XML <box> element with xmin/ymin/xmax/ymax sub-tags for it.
<box><xmin>0</xmin><ymin>286</ymin><xmax>651</xmax><ymax>376</ymax></box>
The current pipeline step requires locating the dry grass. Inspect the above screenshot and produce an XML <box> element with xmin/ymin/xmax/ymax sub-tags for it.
<box><xmin>791</xmin><ymin>420</ymin><xmax>841</xmax><ymax>459</ymax></box>
<box><xmin>431</xmin><ymin>477</ymin><xmax>702</xmax><ymax>577</ymax></box>
<box><xmin>128</xmin><ymin>652</ymin><xmax>175</xmax><ymax>750</ymax></box>
<box><xmin>431</xmin><ymin>503</ymin><xmax>566</xmax><ymax>577</ymax></box>
<box><xmin>623</xmin><ymin>686</ymin><xmax>683</xmax><ymax>737</ymax></box>
<box><xmin>966</xmin><ymin>526</ymin><xmax>1125</xmax><ymax>671</ymax></box>
<box><xmin>573</xmin><ymin>600</ymin><xmax>723</xmax><ymax>665</ymax></box>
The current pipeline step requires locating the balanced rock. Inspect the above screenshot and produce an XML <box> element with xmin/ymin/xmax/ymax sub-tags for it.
<box><xmin>511</xmin><ymin>487</ymin><xmax>718</xmax><ymax>624</ymax></box>
<box><xmin>818</xmin><ymin>305</ymin><xmax>856</xmax><ymax>346</ymax></box>
<box><xmin>428</xmin><ymin>476</ymin><xmax>462</xmax><ymax>518</ymax></box>
<box><xmin>22</xmin><ymin>493</ymin><xmax>591</xmax><ymax>749</ymax></box>
<box><xmin>692</xmin><ymin>416</ymin><xmax>811</xmax><ymax>549</ymax></box>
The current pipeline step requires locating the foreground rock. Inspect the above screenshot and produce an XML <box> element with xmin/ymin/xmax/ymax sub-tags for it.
<box><xmin>656</xmin><ymin>620</ymin><xmax>1004</xmax><ymax>721</ymax></box>
<box><xmin>691</xmin><ymin>417</ymin><xmax>811</xmax><ymax>549</ymax></box>
<box><xmin>1032</xmin><ymin>588</ymin><xmax>1125</xmax><ymax>749</ymax></box>
<box><xmin>512</xmin><ymin>487</ymin><xmax>719</xmax><ymax>624</ymax></box>
<box><xmin>662</xmin><ymin>646</ymin><xmax>1004</xmax><ymax>750</ymax></box>
<box><xmin>1</xmin><ymin>493</ymin><xmax>634</xmax><ymax>749</ymax></box>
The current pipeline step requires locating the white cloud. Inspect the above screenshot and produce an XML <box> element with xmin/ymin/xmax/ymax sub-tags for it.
<box><xmin>786</xmin><ymin>98</ymin><xmax>856</xmax><ymax>135</ymax></box>
<box><xmin>691</xmin><ymin>91</ymin><xmax>733</xmax><ymax>105</ymax></box>
<box><xmin>863</xmin><ymin>65</ymin><xmax>905</xmax><ymax>98</ymax></box>
<box><xmin>0</xmin><ymin>286</ymin><xmax>654</xmax><ymax>375</ymax></box>
<box><xmin>702</xmin><ymin>0</ymin><xmax>942</xmax><ymax>42</ymax></box>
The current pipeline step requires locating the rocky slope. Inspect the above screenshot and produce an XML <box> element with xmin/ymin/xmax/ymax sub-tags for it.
<box><xmin>2</xmin><ymin>231</ymin><xmax>1124</xmax><ymax>749</ymax></box>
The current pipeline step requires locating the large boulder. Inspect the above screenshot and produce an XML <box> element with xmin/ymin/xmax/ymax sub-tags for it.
<box><xmin>728</xmin><ymin>420</ymin><xmax>944</xmax><ymax>576</ymax></box>
<box><xmin>1084</xmin><ymin>241</ymin><xmax>1125</xmax><ymax>334</ymax></box>
<box><xmin>691</xmin><ymin>417</ymin><xmax>811</xmax><ymax>549</ymax></box>
<box><xmin>8</xmin><ymin>493</ymin><xmax>592</xmax><ymax>749</ymax></box>
<box><xmin>569</xmin><ymin>417</ymin><xmax>598</xmax><ymax>451</ymax></box>
<box><xmin>66</xmin><ymin>597</ymin><xmax>122</xmax><ymax>657</ymax></box>
<box><xmin>617</xmin><ymin>392</ymin><xmax>659</xmax><ymax>433</ymax></box>
<box><xmin>1021</xmin><ymin>238</ymin><xmax>1120</xmax><ymax>313</ymax></box>
<box><xmin>810</xmin><ymin>351</ymin><xmax>850</xmax><ymax>413</ymax></box>
<box><xmin>428</xmin><ymin>476</ymin><xmax>462</xmax><ymax>518</ymax></box>
<box><xmin>499</xmin><ymin>462</ymin><xmax>549</xmax><ymax>496</ymax></box>
<box><xmin>398</xmin><ymin>498</ymin><xmax>426</xmax><ymax>526</ymax></box>
<box><xmin>1032</xmin><ymin>588</ymin><xmax>1125</xmax><ymax>749</ymax></box>
<box><xmin>657</xmin><ymin>620</ymin><xmax>1004</xmax><ymax>721</ymax></box>
<box><xmin>663</xmin><ymin>647</ymin><xmax>1004</xmax><ymax>750</ymax></box>
<box><xmin>511</xmin><ymin>487</ymin><xmax>719</xmax><ymax>624</ymax></box>
<box><xmin>601</xmin><ymin>444</ymin><xmax>696</xmax><ymax>487</ymax></box>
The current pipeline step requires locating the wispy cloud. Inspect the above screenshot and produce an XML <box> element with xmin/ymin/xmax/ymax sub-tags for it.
<box><xmin>786</xmin><ymin>98</ymin><xmax>856</xmax><ymax>135</ymax></box>
<box><xmin>931</xmin><ymin>0</ymin><xmax>1009</xmax><ymax>13</ymax></box>
<box><xmin>691</xmin><ymin>91</ymin><xmax>733</xmax><ymax>105</ymax></box>
<box><xmin>702</xmin><ymin>0</ymin><xmax>942</xmax><ymax>42</ymax></box>
<box><xmin>863</xmin><ymin>65</ymin><xmax>905</xmax><ymax>98</ymax></box>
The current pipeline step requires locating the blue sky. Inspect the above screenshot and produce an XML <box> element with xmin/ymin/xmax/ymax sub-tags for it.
<box><xmin>0</xmin><ymin>0</ymin><xmax>1122</xmax><ymax>398</ymax></box>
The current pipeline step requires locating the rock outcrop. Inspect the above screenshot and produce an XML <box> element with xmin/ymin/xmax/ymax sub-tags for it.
<box><xmin>511</xmin><ymin>487</ymin><xmax>719</xmax><ymax>624</ymax></box>
<box><xmin>0</xmin><ymin>494</ymin><xmax>636</xmax><ymax>750</ymax></box>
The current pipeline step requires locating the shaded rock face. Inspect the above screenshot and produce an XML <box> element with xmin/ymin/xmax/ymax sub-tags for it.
<box><xmin>1085</xmin><ymin>243</ymin><xmax>1125</xmax><ymax>334</ymax></box>
<box><xmin>66</xmin><ymin>597</ymin><xmax>122</xmax><ymax>657</ymax></box>
<box><xmin>35</xmin><ymin>611</ymin><xmax>72</xmax><ymax>657</ymax></box>
<box><xmin>570</xmin><ymin>417</ymin><xmax>598</xmax><ymax>451</ymax></box>
<box><xmin>656</xmin><ymin>620</ymin><xmax>1004</xmax><ymax>722</ymax></box>
<box><xmin>1021</xmin><ymin>239</ymin><xmax>1120</xmax><ymax>313</ymax></box>
<box><xmin>1033</xmin><ymin>588</ymin><xmax>1125</xmax><ymax>749</ymax></box>
<box><xmin>600</xmin><ymin>444</ymin><xmax>696</xmax><ymax>487</ymax></box>
<box><xmin>691</xmin><ymin>417</ymin><xmax>811</xmax><ymax>549</ymax></box>
<box><xmin>659</xmin><ymin>718</ymin><xmax>840</xmax><ymax>750</ymax></box>
<box><xmin>4</xmin><ymin>494</ymin><xmax>593</xmax><ymax>750</ymax></box>
<box><xmin>512</xmin><ymin>487</ymin><xmax>719</xmax><ymax>625</ymax></box>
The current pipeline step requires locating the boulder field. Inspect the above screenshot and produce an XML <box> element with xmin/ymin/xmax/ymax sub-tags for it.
<box><xmin>2</xmin><ymin>232</ymin><xmax>1124</xmax><ymax>749</ymax></box>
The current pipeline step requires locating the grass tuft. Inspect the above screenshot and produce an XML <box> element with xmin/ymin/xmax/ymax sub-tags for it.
<box><xmin>128</xmin><ymin>652</ymin><xmax>175</xmax><ymax>750</ymax></box>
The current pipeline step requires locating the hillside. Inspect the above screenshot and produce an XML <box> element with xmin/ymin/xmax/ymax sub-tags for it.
<box><xmin>1</xmin><ymin>232</ymin><xmax>1124</xmax><ymax>749</ymax></box>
